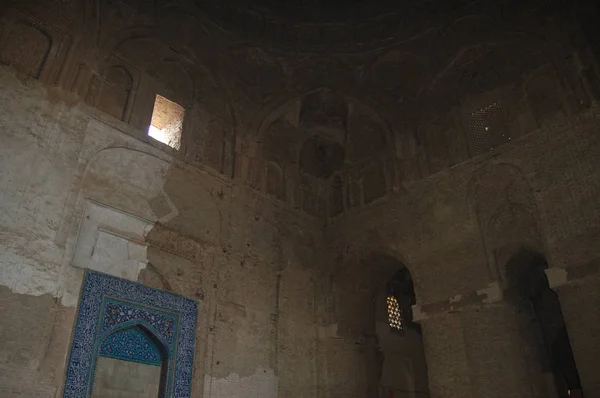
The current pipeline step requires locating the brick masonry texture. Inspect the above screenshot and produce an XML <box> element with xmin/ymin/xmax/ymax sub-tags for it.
<box><xmin>1</xmin><ymin>0</ymin><xmax>600</xmax><ymax>397</ymax></box>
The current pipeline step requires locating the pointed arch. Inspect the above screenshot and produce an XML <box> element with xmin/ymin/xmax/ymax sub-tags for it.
<box><xmin>95</xmin><ymin>65</ymin><xmax>135</xmax><ymax>121</ymax></box>
<box><xmin>265</xmin><ymin>161</ymin><xmax>285</xmax><ymax>201</ymax></box>
<box><xmin>0</xmin><ymin>21</ymin><xmax>52</xmax><ymax>78</ymax></box>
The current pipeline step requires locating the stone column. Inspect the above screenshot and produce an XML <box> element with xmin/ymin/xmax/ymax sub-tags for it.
<box><xmin>414</xmin><ymin>283</ymin><xmax>548</xmax><ymax>398</ymax></box>
<box><xmin>546</xmin><ymin>265</ymin><xmax>600</xmax><ymax>396</ymax></box>
<box><xmin>418</xmin><ymin>312</ymin><xmax>474</xmax><ymax>398</ymax></box>
<box><xmin>458</xmin><ymin>300</ymin><xmax>547</xmax><ymax>398</ymax></box>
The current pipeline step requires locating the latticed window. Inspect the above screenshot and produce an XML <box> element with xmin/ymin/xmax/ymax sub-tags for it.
<box><xmin>386</xmin><ymin>295</ymin><xmax>404</xmax><ymax>331</ymax></box>
<box><xmin>467</xmin><ymin>101</ymin><xmax>510</xmax><ymax>155</ymax></box>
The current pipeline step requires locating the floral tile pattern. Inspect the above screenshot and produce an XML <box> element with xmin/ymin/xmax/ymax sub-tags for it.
<box><xmin>63</xmin><ymin>271</ymin><xmax>198</xmax><ymax>398</ymax></box>
<box><xmin>99</xmin><ymin>324</ymin><xmax>163</xmax><ymax>366</ymax></box>
<box><xmin>101</xmin><ymin>299</ymin><xmax>178</xmax><ymax>345</ymax></box>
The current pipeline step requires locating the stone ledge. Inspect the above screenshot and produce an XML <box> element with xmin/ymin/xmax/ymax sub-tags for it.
<box><xmin>546</xmin><ymin>259</ymin><xmax>600</xmax><ymax>289</ymax></box>
<box><xmin>412</xmin><ymin>282</ymin><xmax>503</xmax><ymax>322</ymax></box>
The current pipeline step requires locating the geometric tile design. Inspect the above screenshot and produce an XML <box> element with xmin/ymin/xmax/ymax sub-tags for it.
<box><xmin>63</xmin><ymin>271</ymin><xmax>198</xmax><ymax>398</ymax></box>
<box><xmin>99</xmin><ymin>326</ymin><xmax>163</xmax><ymax>366</ymax></box>
<box><xmin>386</xmin><ymin>295</ymin><xmax>404</xmax><ymax>331</ymax></box>
<box><xmin>101</xmin><ymin>299</ymin><xmax>178</xmax><ymax>346</ymax></box>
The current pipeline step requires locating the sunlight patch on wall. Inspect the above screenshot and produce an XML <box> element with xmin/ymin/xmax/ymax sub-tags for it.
<box><xmin>148</xmin><ymin>94</ymin><xmax>184</xmax><ymax>150</ymax></box>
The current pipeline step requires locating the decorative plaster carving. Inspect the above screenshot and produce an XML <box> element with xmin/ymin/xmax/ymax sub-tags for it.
<box><xmin>71</xmin><ymin>199</ymin><xmax>154</xmax><ymax>282</ymax></box>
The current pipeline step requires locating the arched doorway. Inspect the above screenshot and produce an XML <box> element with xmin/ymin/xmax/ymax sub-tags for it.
<box><xmin>369</xmin><ymin>254</ymin><xmax>429</xmax><ymax>398</ymax></box>
<box><xmin>506</xmin><ymin>249</ymin><xmax>583</xmax><ymax>398</ymax></box>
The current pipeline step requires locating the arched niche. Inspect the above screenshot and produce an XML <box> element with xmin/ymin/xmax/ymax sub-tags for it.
<box><xmin>256</xmin><ymin>91</ymin><xmax>393</xmax><ymax>215</ymax></box>
<box><xmin>299</xmin><ymin>89</ymin><xmax>348</xmax><ymax>140</ymax></box>
<box><xmin>81</xmin><ymin>147</ymin><xmax>172</xmax><ymax>221</ymax></box>
<box><xmin>487</xmin><ymin>204</ymin><xmax>543</xmax><ymax>283</ymax></box>
<box><xmin>420</xmin><ymin>120</ymin><xmax>452</xmax><ymax>176</ymax></box>
<box><xmin>468</xmin><ymin>163</ymin><xmax>542</xmax><ymax>283</ymax></box>
<box><xmin>92</xmin><ymin>323</ymin><xmax>169</xmax><ymax>397</ymax></box>
<box><xmin>300</xmin><ymin>173</ymin><xmax>326</xmax><ymax>218</ymax></box>
<box><xmin>63</xmin><ymin>272</ymin><xmax>198</xmax><ymax>398</ymax></box>
<box><xmin>468</xmin><ymin>164</ymin><xmax>537</xmax><ymax>218</ymax></box>
<box><xmin>95</xmin><ymin>65</ymin><xmax>135</xmax><ymax>121</ymax></box>
<box><xmin>331</xmin><ymin>252</ymin><xmax>429</xmax><ymax>398</ymax></box>
<box><xmin>262</xmin><ymin>118</ymin><xmax>301</xmax><ymax>166</ymax></box>
<box><xmin>0</xmin><ymin>21</ymin><xmax>52</xmax><ymax>79</ymax></box>
<box><xmin>265</xmin><ymin>161</ymin><xmax>285</xmax><ymax>201</ymax></box>
<box><xmin>202</xmin><ymin>119</ymin><xmax>229</xmax><ymax>173</ymax></box>
<box><xmin>299</xmin><ymin>135</ymin><xmax>345</xmax><ymax>179</ymax></box>
<box><xmin>374</xmin><ymin>266</ymin><xmax>429</xmax><ymax>398</ymax></box>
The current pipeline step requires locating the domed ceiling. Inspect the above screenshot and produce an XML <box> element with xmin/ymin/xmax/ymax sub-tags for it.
<box><xmin>193</xmin><ymin>0</ymin><xmax>474</xmax><ymax>52</ymax></box>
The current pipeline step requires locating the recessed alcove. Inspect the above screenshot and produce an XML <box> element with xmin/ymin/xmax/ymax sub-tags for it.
<box><xmin>63</xmin><ymin>272</ymin><xmax>198</xmax><ymax>398</ymax></box>
<box><xmin>92</xmin><ymin>325</ymin><xmax>167</xmax><ymax>397</ymax></box>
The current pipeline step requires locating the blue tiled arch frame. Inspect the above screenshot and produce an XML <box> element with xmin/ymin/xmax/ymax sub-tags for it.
<box><xmin>98</xmin><ymin>320</ymin><xmax>169</xmax><ymax>366</ymax></box>
<box><xmin>63</xmin><ymin>270</ymin><xmax>198</xmax><ymax>398</ymax></box>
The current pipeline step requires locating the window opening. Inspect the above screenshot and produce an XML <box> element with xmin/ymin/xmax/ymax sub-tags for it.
<box><xmin>148</xmin><ymin>94</ymin><xmax>184</xmax><ymax>150</ymax></box>
<box><xmin>386</xmin><ymin>295</ymin><xmax>404</xmax><ymax>331</ymax></box>
<box><xmin>467</xmin><ymin>100</ymin><xmax>510</xmax><ymax>155</ymax></box>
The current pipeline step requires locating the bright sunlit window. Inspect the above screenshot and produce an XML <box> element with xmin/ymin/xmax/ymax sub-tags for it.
<box><xmin>387</xmin><ymin>295</ymin><xmax>404</xmax><ymax>331</ymax></box>
<box><xmin>147</xmin><ymin>94</ymin><xmax>184</xmax><ymax>150</ymax></box>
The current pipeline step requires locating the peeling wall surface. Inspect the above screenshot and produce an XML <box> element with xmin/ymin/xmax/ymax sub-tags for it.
<box><xmin>0</xmin><ymin>63</ymin><xmax>321</xmax><ymax>397</ymax></box>
<box><xmin>1</xmin><ymin>0</ymin><xmax>600</xmax><ymax>397</ymax></box>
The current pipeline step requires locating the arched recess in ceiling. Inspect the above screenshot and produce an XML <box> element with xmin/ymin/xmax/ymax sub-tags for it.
<box><xmin>222</xmin><ymin>47</ymin><xmax>286</xmax><ymax>107</ymax></box>
<box><xmin>243</xmin><ymin>88</ymin><xmax>397</xmax><ymax>217</ymax></box>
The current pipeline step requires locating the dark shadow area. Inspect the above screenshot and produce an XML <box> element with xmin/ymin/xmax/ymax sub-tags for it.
<box><xmin>138</xmin><ymin>325</ymin><xmax>170</xmax><ymax>398</ymax></box>
<box><xmin>506</xmin><ymin>249</ymin><xmax>582</xmax><ymax>398</ymax></box>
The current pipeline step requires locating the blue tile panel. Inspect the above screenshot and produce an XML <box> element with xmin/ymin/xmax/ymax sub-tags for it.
<box><xmin>63</xmin><ymin>271</ymin><xmax>198</xmax><ymax>398</ymax></box>
<box><xmin>99</xmin><ymin>326</ymin><xmax>162</xmax><ymax>366</ymax></box>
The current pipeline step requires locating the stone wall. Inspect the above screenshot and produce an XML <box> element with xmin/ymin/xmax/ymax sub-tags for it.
<box><xmin>2</xmin><ymin>0</ymin><xmax>598</xmax><ymax>221</ymax></box>
<box><xmin>0</xmin><ymin>65</ymin><xmax>321</xmax><ymax>397</ymax></box>
<box><xmin>1</xmin><ymin>0</ymin><xmax>600</xmax><ymax>397</ymax></box>
<box><xmin>322</xmin><ymin>111</ymin><xmax>600</xmax><ymax>397</ymax></box>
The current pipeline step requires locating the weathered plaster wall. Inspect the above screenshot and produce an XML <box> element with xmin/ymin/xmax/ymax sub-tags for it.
<box><xmin>322</xmin><ymin>110</ymin><xmax>600</xmax><ymax>397</ymax></box>
<box><xmin>2</xmin><ymin>0</ymin><xmax>600</xmax><ymax>397</ymax></box>
<box><xmin>0</xmin><ymin>66</ymin><xmax>322</xmax><ymax>397</ymax></box>
<box><xmin>92</xmin><ymin>357</ymin><xmax>162</xmax><ymax>398</ymax></box>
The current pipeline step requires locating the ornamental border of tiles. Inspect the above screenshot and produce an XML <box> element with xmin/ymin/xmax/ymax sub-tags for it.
<box><xmin>63</xmin><ymin>270</ymin><xmax>198</xmax><ymax>398</ymax></box>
